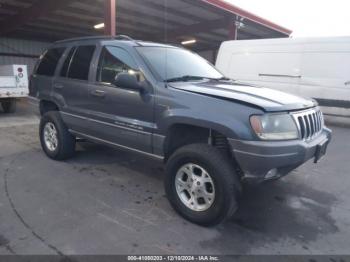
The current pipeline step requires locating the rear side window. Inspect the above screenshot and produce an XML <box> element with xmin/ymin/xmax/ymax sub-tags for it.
<box><xmin>60</xmin><ymin>47</ymin><xmax>76</xmax><ymax>77</ymax></box>
<box><xmin>68</xmin><ymin>45</ymin><xmax>96</xmax><ymax>81</ymax></box>
<box><xmin>36</xmin><ymin>48</ymin><xmax>65</xmax><ymax>76</ymax></box>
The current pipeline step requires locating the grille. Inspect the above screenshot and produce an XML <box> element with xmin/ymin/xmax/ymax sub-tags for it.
<box><xmin>292</xmin><ymin>108</ymin><xmax>324</xmax><ymax>140</ymax></box>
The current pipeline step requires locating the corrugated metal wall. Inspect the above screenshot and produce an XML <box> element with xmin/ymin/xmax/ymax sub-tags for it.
<box><xmin>198</xmin><ymin>50</ymin><xmax>217</xmax><ymax>64</ymax></box>
<box><xmin>0</xmin><ymin>38</ymin><xmax>50</xmax><ymax>74</ymax></box>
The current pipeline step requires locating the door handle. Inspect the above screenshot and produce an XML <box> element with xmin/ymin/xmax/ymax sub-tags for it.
<box><xmin>345</xmin><ymin>81</ymin><xmax>350</xmax><ymax>86</ymax></box>
<box><xmin>53</xmin><ymin>83</ymin><xmax>64</xmax><ymax>89</ymax></box>
<box><xmin>91</xmin><ymin>89</ymin><xmax>106</xmax><ymax>97</ymax></box>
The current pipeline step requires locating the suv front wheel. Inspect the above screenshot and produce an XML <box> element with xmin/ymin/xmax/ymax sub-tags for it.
<box><xmin>165</xmin><ymin>144</ymin><xmax>241</xmax><ymax>226</ymax></box>
<box><xmin>39</xmin><ymin>111</ymin><xmax>76</xmax><ymax>160</ymax></box>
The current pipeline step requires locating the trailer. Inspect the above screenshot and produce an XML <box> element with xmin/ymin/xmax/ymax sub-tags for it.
<box><xmin>0</xmin><ymin>65</ymin><xmax>28</xmax><ymax>113</ymax></box>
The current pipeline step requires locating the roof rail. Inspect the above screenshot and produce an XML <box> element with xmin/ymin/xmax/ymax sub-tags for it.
<box><xmin>54</xmin><ymin>35</ymin><xmax>135</xmax><ymax>44</ymax></box>
<box><xmin>114</xmin><ymin>35</ymin><xmax>134</xmax><ymax>41</ymax></box>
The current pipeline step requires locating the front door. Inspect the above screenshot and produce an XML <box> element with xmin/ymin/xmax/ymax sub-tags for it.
<box><xmin>87</xmin><ymin>46</ymin><xmax>155</xmax><ymax>153</ymax></box>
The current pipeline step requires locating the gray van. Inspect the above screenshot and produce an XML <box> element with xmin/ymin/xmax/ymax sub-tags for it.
<box><xmin>30</xmin><ymin>36</ymin><xmax>332</xmax><ymax>226</ymax></box>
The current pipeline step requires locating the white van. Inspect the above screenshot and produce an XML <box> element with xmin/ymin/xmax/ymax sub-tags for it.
<box><xmin>216</xmin><ymin>37</ymin><xmax>350</xmax><ymax>118</ymax></box>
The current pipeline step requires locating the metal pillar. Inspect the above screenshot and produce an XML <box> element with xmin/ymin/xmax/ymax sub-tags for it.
<box><xmin>104</xmin><ymin>0</ymin><xmax>116</xmax><ymax>36</ymax></box>
<box><xmin>228</xmin><ymin>19</ymin><xmax>237</xmax><ymax>40</ymax></box>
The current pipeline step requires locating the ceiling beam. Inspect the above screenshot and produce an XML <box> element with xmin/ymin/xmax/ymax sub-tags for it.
<box><xmin>0</xmin><ymin>0</ymin><xmax>72</xmax><ymax>35</ymax></box>
<box><xmin>9</xmin><ymin>28</ymin><xmax>77</xmax><ymax>42</ymax></box>
<box><xmin>198</xmin><ymin>0</ymin><xmax>292</xmax><ymax>35</ymax></box>
<box><xmin>237</xmin><ymin>31</ymin><xmax>261</xmax><ymax>40</ymax></box>
<box><xmin>22</xmin><ymin>24</ymin><xmax>88</xmax><ymax>39</ymax></box>
<box><xmin>159</xmin><ymin>18</ymin><xmax>228</xmax><ymax>41</ymax></box>
<box><xmin>119</xmin><ymin>0</ymin><xmax>219</xmax><ymax>25</ymax></box>
<box><xmin>0</xmin><ymin>0</ymin><xmax>32</xmax><ymax>8</ymax></box>
<box><xmin>37</xmin><ymin>16</ymin><xmax>159</xmax><ymax>38</ymax></box>
<box><xmin>180</xmin><ymin>0</ymin><xmax>227</xmax><ymax>18</ymax></box>
<box><xmin>56</xmin><ymin>1</ymin><xmax>228</xmax><ymax>41</ymax></box>
<box><xmin>27</xmin><ymin>22</ymin><xmax>97</xmax><ymax>36</ymax></box>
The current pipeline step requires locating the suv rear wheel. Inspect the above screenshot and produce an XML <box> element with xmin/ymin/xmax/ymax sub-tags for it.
<box><xmin>39</xmin><ymin>111</ymin><xmax>76</xmax><ymax>160</ymax></box>
<box><xmin>1</xmin><ymin>99</ymin><xmax>16</xmax><ymax>113</ymax></box>
<box><xmin>165</xmin><ymin>144</ymin><xmax>241</xmax><ymax>226</ymax></box>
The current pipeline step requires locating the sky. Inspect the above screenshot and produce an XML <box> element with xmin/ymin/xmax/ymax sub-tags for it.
<box><xmin>225</xmin><ymin>0</ymin><xmax>350</xmax><ymax>37</ymax></box>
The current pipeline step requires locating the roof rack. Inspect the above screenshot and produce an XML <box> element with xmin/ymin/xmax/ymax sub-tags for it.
<box><xmin>55</xmin><ymin>35</ymin><xmax>136</xmax><ymax>44</ymax></box>
<box><xmin>114</xmin><ymin>35</ymin><xmax>134</xmax><ymax>41</ymax></box>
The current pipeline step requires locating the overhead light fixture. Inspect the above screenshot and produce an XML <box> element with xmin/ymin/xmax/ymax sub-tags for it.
<box><xmin>94</xmin><ymin>23</ymin><xmax>105</xmax><ymax>29</ymax></box>
<box><xmin>181</xmin><ymin>39</ymin><xmax>196</xmax><ymax>45</ymax></box>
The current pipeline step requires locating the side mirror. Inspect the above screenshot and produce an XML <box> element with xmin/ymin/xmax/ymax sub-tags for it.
<box><xmin>113</xmin><ymin>72</ymin><xmax>143</xmax><ymax>91</ymax></box>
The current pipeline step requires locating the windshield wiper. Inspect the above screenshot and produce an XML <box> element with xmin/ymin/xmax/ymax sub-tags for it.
<box><xmin>165</xmin><ymin>75</ymin><xmax>206</xmax><ymax>83</ymax></box>
<box><xmin>208</xmin><ymin>77</ymin><xmax>232</xmax><ymax>81</ymax></box>
<box><xmin>218</xmin><ymin>77</ymin><xmax>231</xmax><ymax>81</ymax></box>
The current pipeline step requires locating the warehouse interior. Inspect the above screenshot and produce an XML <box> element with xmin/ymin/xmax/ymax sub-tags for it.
<box><xmin>0</xmin><ymin>0</ymin><xmax>291</xmax><ymax>72</ymax></box>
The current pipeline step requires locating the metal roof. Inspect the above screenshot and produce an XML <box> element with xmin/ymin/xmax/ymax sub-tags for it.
<box><xmin>0</xmin><ymin>0</ymin><xmax>292</xmax><ymax>52</ymax></box>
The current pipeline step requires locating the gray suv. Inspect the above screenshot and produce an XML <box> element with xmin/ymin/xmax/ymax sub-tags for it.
<box><xmin>30</xmin><ymin>36</ymin><xmax>332</xmax><ymax>226</ymax></box>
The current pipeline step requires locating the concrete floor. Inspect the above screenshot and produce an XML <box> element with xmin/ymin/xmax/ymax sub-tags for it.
<box><xmin>0</xmin><ymin>99</ymin><xmax>349</xmax><ymax>255</ymax></box>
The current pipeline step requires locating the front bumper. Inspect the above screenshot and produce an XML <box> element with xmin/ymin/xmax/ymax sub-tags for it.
<box><xmin>228</xmin><ymin>127</ymin><xmax>332</xmax><ymax>181</ymax></box>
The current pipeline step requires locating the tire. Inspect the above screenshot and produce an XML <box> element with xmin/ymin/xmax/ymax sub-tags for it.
<box><xmin>165</xmin><ymin>144</ymin><xmax>241</xmax><ymax>226</ymax></box>
<box><xmin>39</xmin><ymin>111</ymin><xmax>76</xmax><ymax>160</ymax></box>
<box><xmin>1</xmin><ymin>99</ymin><xmax>16</xmax><ymax>113</ymax></box>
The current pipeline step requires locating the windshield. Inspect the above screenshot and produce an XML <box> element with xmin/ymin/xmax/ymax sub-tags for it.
<box><xmin>136</xmin><ymin>46</ymin><xmax>223</xmax><ymax>82</ymax></box>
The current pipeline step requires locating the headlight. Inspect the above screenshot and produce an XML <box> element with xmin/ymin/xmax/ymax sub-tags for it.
<box><xmin>250</xmin><ymin>113</ymin><xmax>299</xmax><ymax>140</ymax></box>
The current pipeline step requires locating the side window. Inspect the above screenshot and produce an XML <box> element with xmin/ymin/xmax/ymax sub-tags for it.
<box><xmin>60</xmin><ymin>47</ymin><xmax>76</xmax><ymax>77</ymax></box>
<box><xmin>68</xmin><ymin>45</ymin><xmax>96</xmax><ymax>81</ymax></box>
<box><xmin>36</xmin><ymin>47</ymin><xmax>65</xmax><ymax>76</ymax></box>
<box><xmin>97</xmin><ymin>46</ymin><xmax>138</xmax><ymax>84</ymax></box>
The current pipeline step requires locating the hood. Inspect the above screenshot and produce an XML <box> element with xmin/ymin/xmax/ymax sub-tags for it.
<box><xmin>169</xmin><ymin>80</ymin><xmax>317</xmax><ymax>112</ymax></box>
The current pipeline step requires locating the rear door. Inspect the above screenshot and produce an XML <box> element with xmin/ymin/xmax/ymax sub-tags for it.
<box><xmin>87</xmin><ymin>45</ymin><xmax>155</xmax><ymax>153</ymax></box>
<box><xmin>54</xmin><ymin>45</ymin><xmax>96</xmax><ymax>133</ymax></box>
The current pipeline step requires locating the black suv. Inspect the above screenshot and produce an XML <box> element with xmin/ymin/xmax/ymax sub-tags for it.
<box><xmin>30</xmin><ymin>36</ymin><xmax>332</xmax><ymax>226</ymax></box>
